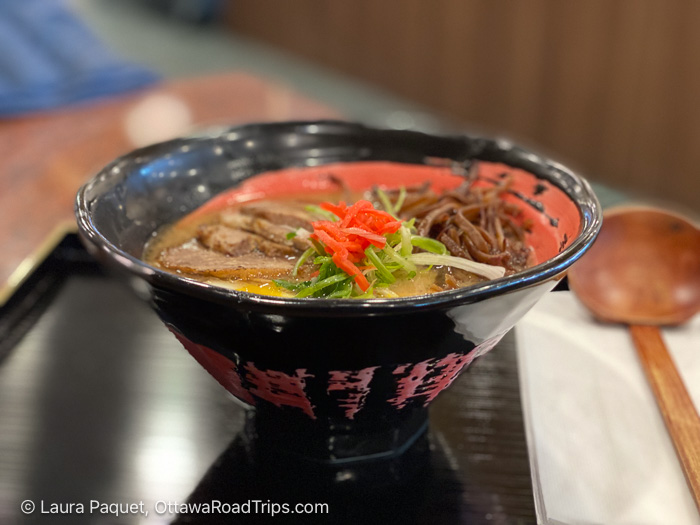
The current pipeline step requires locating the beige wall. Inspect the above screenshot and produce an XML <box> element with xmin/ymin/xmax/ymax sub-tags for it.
<box><xmin>226</xmin><ymin>0</ymin><xmax>700</xmax><ymax>210</ymax></box>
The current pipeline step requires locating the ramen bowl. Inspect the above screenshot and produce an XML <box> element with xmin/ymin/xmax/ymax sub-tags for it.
<box><xmin>76</xmin><ymin>121</ymin><xmax>601</xmax><ymax>485</ymax></box>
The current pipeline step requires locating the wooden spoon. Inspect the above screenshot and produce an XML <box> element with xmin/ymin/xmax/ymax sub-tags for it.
<box><xmin>568</xmin><ymin>206</ymin><xmax>700</xmax><ymax>511</ymax></box>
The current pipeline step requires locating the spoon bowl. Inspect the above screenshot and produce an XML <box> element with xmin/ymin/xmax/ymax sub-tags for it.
<box><xmin>569</xmin><ymin>206</ymin><xmax>700</xmax><ymax>325</ymax></box>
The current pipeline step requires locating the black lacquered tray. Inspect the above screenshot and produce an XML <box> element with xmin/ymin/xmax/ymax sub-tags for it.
<box><xmin>0</xmin><ymin>233</ymin><xmax>536</xmax><ymax>524</ymax></box>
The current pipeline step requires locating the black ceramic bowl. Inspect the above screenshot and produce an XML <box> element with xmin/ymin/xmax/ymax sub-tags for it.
<box><xmin>76</xmin><ymin>121</ymin><xmax>601</xmax><ymax>483</ymax></box>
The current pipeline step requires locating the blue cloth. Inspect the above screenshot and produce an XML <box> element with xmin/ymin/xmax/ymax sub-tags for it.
<box><xmin>0</xmin><ymin>0</ymin><xmax>159</xmax><ymax>116</ymax></box>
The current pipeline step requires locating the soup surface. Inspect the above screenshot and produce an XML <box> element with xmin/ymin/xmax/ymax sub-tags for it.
<box><xmin>144</xmin><ymin>162</ymin><xmax>534</xmax><ymax>298</ymax></box>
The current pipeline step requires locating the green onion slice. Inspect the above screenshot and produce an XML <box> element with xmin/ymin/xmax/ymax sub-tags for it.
<box><xmin>399</xmin><ymin>225</ymin><xmax>413</xmax><ymax>257</ymax></box>
<box><xmin>364</xmin><ymin>246</ymin><xmax>396</xmax><ymax>283</ymax></box>
<box><xmin>394</xmin><ymin>186</ymin><xmax>407</xmax><ymax>215</ymax></box>
<box><xmin>293</xmin><ymin>247</ymin><xmax>316</xmax><ymax>276</ymax></box>
<box><xmin>411</xmin><ymin>236</ymin><xmax>448</xmax><ymax>255</ymax></box>
<box><xmin>382</xmin><ymin>243</ymin><xmax>417</xmax><ymax>274</ymax></box>
<box><xmin>375</xmin><ymin>187</ymin><xmax>396</xmax><ymax>217</ymax></box>
<box><xmin>327</xmin><ymin>280</ymin><xmax>354</xmax><ymax>298</ymax></box>
<box><xmin>296</xmin><ymin>274</ymin><xmax>350</xmax><ymax>298</ymax></box>
<box><xmin>273</xmin><ymin>279</ymin><xmax>310</xmax><ymax>291</ymax></box>
<box><xmin>408</xmin><ymin>253</ymin><xmax>506</xmax><ymax>280</ymax></box>
<box><xmin>310</xmin><ymin>238</ymin><xmax>326</xmax><ymax>256</ymax></box>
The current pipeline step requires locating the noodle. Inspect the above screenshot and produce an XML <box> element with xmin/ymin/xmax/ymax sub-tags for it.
<box><xmin>372</xmin><ymin>173</ymin><xmax>532</xmax><ymax>274</ymax></box>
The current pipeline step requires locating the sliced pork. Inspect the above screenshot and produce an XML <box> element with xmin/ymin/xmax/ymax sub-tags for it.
<box><xmin>158</xmin><ymin>241</ymin><xmax>300</xmax><ymax>280</ymax></box>
<box><xmin>220</xmin><ymin>212</ymin><xmax>311</xmax><ymax>252</ymax></box>
<box><xmin>197</xmin><ymin>224</ymin><xmax>297</xmax><ymax>257</ymax></box>
<box><xmin>239</xmin><ymin>201</ymin><xmax>313</xmax><ymax>230</ymax></box>
<box><xmin>155</xmin><ymin>201</ymin><xmax>318</xmax><ymax>280</ymax></box>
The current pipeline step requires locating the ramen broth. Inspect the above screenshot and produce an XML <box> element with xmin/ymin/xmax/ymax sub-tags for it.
<box><xmin>144</xmin><ymin>165</ymin><xmax>533</xmax><ymax>299</ymax></box>
<box><xmin>144</xmin><ymin>192</ymin><xmax>484</xmax><ymax>297</ymax></box>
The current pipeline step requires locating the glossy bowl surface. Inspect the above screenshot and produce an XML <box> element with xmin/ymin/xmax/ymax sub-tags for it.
<box><xmin>76</xmin><ymin>121</ymin><xmax>601</xmax><ymax>474</ymax></box>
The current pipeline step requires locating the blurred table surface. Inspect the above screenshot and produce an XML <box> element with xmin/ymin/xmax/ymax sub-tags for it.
<box><xmin>0</xmin><ymin>72</ymin><xmax>340</xmax><ymax>295</ymax></box>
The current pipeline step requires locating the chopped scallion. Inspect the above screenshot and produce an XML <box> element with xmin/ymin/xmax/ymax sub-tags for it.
<box><xmin>375</xmin><ymin>187</ymin><xmax>396</xmax><ymax>217</ymax></box>
<box><xmin>273</xmin><ymin>279</ymin><xmax>311</xmax><ymax>291</ymax></box>
<box><xmin>364</xmin><ymin>246</ymin><xmax>396</xmax><ymax>283</ymax></box>
<box><xmin>399</xmin><ymin>225</ymin><xmax>413</xmax><ymax>257</ymax></box>
<box><xmin>382</xmin><ymin>243</ymin><xmax>417</xmax><ymax>274</ymax></box>
<box><xmin>408</xmin><ymin>253</ymin><xmax>506</xmax><ymax>280</ymax></box>
<box><xmin>296</xmin><ymin>274</ymin><xmax>350</xmax><ymax>298</ymax></box>
<box><xmin>411</xmin><ymin>236</ymin><xmax>448</xmax><ymax>255</ymax></box>
<box><xmin>293</xmin><ymin>247</ymin><xmax>315</xmax><ymax>276</ymax></box>
<box><xmin>394</xmin><ymin>186</ymin><xmax>407</xmax><ymax>214</ymax></box>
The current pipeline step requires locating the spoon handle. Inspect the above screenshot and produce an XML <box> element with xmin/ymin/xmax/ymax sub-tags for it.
<box><xmin>629</xmin><ymin>324</ymin><xmax>700</xmax><ymax>511</ymax></box>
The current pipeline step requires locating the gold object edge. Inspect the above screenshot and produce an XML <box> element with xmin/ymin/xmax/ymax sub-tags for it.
<box><xmin>0</xmin><ymin>221</ymin><xmax>78</xmax><ymax>307</ymax></box>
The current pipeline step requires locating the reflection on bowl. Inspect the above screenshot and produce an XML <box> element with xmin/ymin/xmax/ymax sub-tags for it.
<box><xmin>75</xmin><ymin>121</ymin><xmax>601</xmax><ymax>485</ymax></box>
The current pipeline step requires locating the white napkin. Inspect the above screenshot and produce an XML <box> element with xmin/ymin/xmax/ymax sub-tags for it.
<box><xmin>517</xmin><ymin>292</ymin><xmax>700</xmax><ymax>525</ymax></box>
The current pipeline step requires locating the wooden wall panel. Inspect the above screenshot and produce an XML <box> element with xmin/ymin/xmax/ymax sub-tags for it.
<box><xmin>226</xmin><ymin>0</ymin><xmax>700</xmax><ymax>210</ymax></box>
